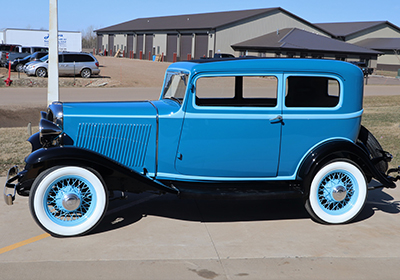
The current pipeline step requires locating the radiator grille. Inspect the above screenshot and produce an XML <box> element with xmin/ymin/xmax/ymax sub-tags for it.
<box><xmin>76</xmin><ymin>123</ymin><xmax>152</xmax><ymax>168</ymax></box>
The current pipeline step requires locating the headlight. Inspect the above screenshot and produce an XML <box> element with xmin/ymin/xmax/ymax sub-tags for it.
<box><xmin>39</xmin><ymin>102</ymin><xmax>63</xmax><ymax>147</ymax></box>
<box><xmin>47</xmin><ymin>102</ymin><xmax>63</xmax><ymax>127</ymax></box>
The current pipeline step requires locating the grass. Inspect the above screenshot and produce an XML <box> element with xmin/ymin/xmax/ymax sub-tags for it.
<box><xmin>1</xmin><ymin>96</ymin><xmax>400</xmax><ymax>176</ymax></box>
<box><xmin>0</xmin><ymin>126</ymin><xmax>38</xmax><ymax>176</ymax></box>
<box><xmin>362</xmin><ymin>95</ymin><xmax>400</xmax><ymax>169</ymax></box>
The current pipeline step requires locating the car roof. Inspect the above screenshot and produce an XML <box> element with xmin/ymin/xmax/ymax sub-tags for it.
<box><xmin>167</xmin><ymin>58</ymin><xmax>363</xmax><ymax>78</ymax></box>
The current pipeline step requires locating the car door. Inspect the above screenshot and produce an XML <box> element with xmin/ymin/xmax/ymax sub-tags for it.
<box><xmin>175</xmin><ymin>74</ymin><xmax>283</xmax><ymax>178</ymax></box>
<box><xmin>60</xmin><ymin>54</ymin><xmax>80</xmax><ymax>75</ymax></box>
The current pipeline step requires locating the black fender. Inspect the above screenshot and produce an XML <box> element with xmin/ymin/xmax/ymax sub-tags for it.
<box><xmin>298</xmin><ymin>139</ymin><xmax>396</xmax><ymax>190</ymax></box>
<box><xmin>21</xmin><ymin>146</ymin><xmax>178</xmax><ymax>195</ymax></box>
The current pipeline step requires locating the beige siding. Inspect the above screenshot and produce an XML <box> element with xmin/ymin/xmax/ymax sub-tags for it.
<box><xmin>102</xmin><ymin>34</ymin><xmax>109</xmax><ymax>51</ymax></box>
<box><xmin>348</xmin><ymin>25</ymin><xmax>400</xmax><ymax>43</ymax></box>
<box><xmin>153</xmin><ymin>33</ymin><xmax>167</xmax><ymax>55</ymax></box>
<box><xmin>215</xmin><ymin>10</ymin><xmax>330</xmax><ymax>54</ymax></box>
<box><xmin>208</xmin><ymin>31</ymin><xmax>216</xmax><ymax>57</ymax></box>
<box><xmin>378</xmin><ymin>53</ymin><xmax>400</xmax><ymax>65</ymax></box>
<box><xmin>114</xmin><ymin>34</ymin><xmax>126</xmax><ymax>52</ymax></box>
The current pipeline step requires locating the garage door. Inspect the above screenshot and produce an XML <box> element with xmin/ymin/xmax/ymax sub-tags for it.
<box><xmin>180</xmin><ymin>34</ymin><xmax>192</xmax><ymax>61</ymax></box>
<box><xmin>166</xmin><ymin>34</ymin><xmax>178</xmax><ymax>62</ymax></box>
<box><xmin>136</xmin><ymin>34</ymin><xmax>143</xmax><ymax>59</ymax></box>
<box><xmin>194</xmin><ymin>34</ymin><xmax>208</xmax><ymax>59</ymax></box>
<box><xmin>144</xmin><ymin>34</ymin><xmax>153</xmax><ymax>60</ymax></box>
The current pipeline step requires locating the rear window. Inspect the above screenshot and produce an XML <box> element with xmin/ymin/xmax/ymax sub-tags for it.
<box><xmin>285</xmin><ymin>76</ymin><xmax>340</xmax><ymax>108</ymax></box>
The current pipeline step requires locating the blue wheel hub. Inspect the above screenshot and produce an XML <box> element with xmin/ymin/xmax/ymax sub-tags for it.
<box><xmin>44</xmin><ymin>176</ymin><xmax>96</xmax><ymax>226</ymax></box>
<box><xmin>55</xmin><ymin>185</ymin><xmax>82</xmax><ymax>212</ymax></box>
<box><xmin>317</xmin><ymin>170</ymin><xmax>357</xmax><ymax>215</ymax></box>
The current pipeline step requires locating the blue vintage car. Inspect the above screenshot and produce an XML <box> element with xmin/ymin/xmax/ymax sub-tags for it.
<box><xmin>4</xmin><ymin>58</ymin><xmax>399</xmax><ymax>237</ymax></box>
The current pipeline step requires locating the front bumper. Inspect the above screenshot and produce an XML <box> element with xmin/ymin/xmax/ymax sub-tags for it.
<box><xmin>3</xmin><ymin>166</ymin><xmax>20</xmax><ymax>205</ymax></box>
<box><xmin>24</xmin><ymin>67</ymin><xmax>36</xmax><ymax>76</ymax></box>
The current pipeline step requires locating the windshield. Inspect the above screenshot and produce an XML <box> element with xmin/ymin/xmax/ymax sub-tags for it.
<box><xmin>162</xmin><ymin>71</ymin><xmax>189</xmax><ymax>103</ymax></box>
<box><xmin>40</xmin><ymin>54</ymin><xmax>49</xmax><ymax>62</ymax></box>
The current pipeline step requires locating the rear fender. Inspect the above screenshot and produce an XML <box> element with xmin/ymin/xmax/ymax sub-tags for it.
<box><xmin>298</xmin><ymin>140</ymin><xmax>396</xmax><ymax>190</ymax></box>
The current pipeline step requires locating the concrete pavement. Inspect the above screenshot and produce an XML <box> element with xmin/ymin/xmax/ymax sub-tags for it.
<box><xmin>1</xmin><ymin>176</ymin><xmax>400</xmax><ymax>279</ymax></box>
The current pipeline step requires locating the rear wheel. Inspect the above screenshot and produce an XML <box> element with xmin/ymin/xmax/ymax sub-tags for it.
<box><xmin>29</xmin><ymin>166</ymin><xmax>108</xmax><ymax>237</ymax></box>
<box><xmin>81</xmin><ymin>68</ymin><xmax>91</xmax><ymax>78</ymax></box>
<box><xmin>16</xmin><ymin>63</ymin><xmax>24</xmax><ymax>72</ymax></box>
<box><xmin>305</xmin><ymin>159</ymin><xmax>367</xmax><ymax>224</ymax></box>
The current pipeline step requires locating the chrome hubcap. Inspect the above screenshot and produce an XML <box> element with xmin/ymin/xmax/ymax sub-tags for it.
<box><xmin>332</xmin><ymin>185</ymin><xmax>347</xmax><ymax>201</ymax></box>
<box><xmin>62</xmin><ymin>193</ymin><xmax>81</xmax><ymax>211</ymax></box>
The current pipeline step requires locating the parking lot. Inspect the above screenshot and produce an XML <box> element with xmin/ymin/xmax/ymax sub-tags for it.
<box><xmin>1</xmin><ymin>69</ymin><xmax>400</xmax><ymax>279</ymax></box>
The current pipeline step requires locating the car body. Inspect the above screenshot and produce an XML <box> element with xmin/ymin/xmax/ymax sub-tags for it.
<box><xmin>1</xmin><ymin>46</ymin><xmax>48</xmax><ymax>67</ymax></box>
<box><xmin>24</xmin><ymin>52</ymin><xmax>100</xmax><ymax>78</ymax></box>
<box><xmin>0</xmin><ymin>44</ymin><xmax>20</xmax><ymax>67</ymax></box>
<box><xmin>4</xmin><ymin>58</ymin><xmax>398</xmax><ymax>237</ymax></box>
<box><xmin>6</xmin><ymin>51</ymin><xmax>48</xmax><ymax>72</ymax></box>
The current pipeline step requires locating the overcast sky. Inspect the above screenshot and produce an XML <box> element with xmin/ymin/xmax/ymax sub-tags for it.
<box><xmin>1</xmin><ymin>0</ymin><xmax>399</xmax><ymax>32</ymax></box>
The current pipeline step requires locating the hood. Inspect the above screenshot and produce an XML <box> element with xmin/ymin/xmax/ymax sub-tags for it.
<box><xmin>61</xmin><ymin>100</ymin><xmax>179</xmax><ymax>172</ymax></box>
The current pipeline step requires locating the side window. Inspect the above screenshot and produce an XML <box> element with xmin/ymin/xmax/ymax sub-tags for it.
<box><xmin>81</xmin><ymin>54</ymin><xmax>95</xmax><ymax>62</ymax></box>
<box><xmin>285</xmin><ymin>76</ymin><xmax>340</xmax><ymax>108</ymax></box>
<box><xmin>63</xmin><ymin>54</ymin><xmax>81</xmax><ymax>62</ymax></box>
<box><xmin>195</xmin><ymin>76</ymin><xmax>278</xmax><ymax>107</ymax></box>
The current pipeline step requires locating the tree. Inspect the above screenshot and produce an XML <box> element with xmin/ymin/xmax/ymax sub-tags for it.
<box><xmin>81</xmin><ymin>25</ymin><xmax>97</xmax><ymax>49</ymax></box>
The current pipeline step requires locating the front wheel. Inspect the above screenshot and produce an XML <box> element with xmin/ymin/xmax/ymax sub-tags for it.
<box><xmin>305</xmin><ymin>159</ymin><xmax>367</xmax><ymax>224</ymax></box>
<box><xmin>36</xmin><ymin>67</ymin><xmax>47</xmax><ymax>77</ymax></box>
<box><xmin>29</xmin><ymin>166</ymin><xmax>108</xmax><ymax>237</ymax></box>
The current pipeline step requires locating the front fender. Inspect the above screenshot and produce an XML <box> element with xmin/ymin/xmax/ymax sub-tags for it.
<box><xmin>22</xmin><ymin>146</ymin><xmax>178</xmax><ymax>194</ymax></box>
<box><xmin>298</xmin><ymin>140</ymin><xmax>396</xmax><ymax>189</ymax></box>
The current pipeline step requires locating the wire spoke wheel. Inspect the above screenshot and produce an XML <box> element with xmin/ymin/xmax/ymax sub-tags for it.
<box><xmin>305</xmin><ymin>160</ymin><xmax>367</xmax><ymax>224</ymax></box>
<box><xmin>45</xmin><ymin>176</ymin><xmax>94</xmax><ymax>225</ymax></box>
<box><xmin>29</xmin><ymin>166</ymin><xmax>108</xmax><ymax>237</ymax></box>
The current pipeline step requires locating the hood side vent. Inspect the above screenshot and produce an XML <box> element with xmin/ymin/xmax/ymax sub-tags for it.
<box><xmin>76</xmin><ymin>123</ymin><xmax>152</xmax><ymax>168</ymax></box>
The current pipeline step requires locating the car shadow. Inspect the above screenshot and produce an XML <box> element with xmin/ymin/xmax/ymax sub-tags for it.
<box><xmin>90</xmin><ymin>192</ymin><xmax>309</xmax><ymax>235</ymax></box>
<box><xmin>91</xmin><ymin>183</ymin><xmax>400</xmax><ymax>235</ymax></box>
<box><xmin>355</xmin><ymin>187</ymin><xmax>400</xmax><ymax>222</ymax></box>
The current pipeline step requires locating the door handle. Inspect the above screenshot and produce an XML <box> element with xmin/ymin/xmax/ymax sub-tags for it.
<box><xmin>269</xmin><ymin>115</ymin><xmax>283</xmax><ymax>124</ymax></box>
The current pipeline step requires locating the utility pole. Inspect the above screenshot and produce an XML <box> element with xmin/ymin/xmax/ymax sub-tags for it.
<box><xmin>48</xmin><ymin>0</ymin><xmax>59</xmax><ymax>105</ymax></box>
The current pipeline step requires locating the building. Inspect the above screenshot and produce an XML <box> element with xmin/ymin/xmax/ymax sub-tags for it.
<box><xmin>95</xmin><ymin>8</ymin><xmax>330</xmax><ymax>61</ymax></box>
<box><xmin>0</xmin><ymin>28</ymin><xmax>82</xmax><ymax>52</ymax></box>
<box><xmin>315</xmin><ymin>21</ymin><xmax>400</xmax><ymax>70</ymax></box>
<box><xmin>96</xmin><ymin>8</ymin><xmax>400</xmax><ymax>70</ymax></box>
<box><xmin>231</xmin><ymin>28</ymin><xmax>381</xmax><ymax>61</ymax></box>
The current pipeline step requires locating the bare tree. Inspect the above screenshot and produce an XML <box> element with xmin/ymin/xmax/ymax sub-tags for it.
<box><xmin>82</xmin><ymin>25</ymin><xmax>97</xmax><ymax>49</ymax></box>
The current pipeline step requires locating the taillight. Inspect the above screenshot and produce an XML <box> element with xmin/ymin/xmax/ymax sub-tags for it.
<box><xmin>95</xmin><ymin>62</ymin><xmax>99</xmax><ymax>67</ymax></box>
<box><xmin>6</xmin><ymin>53</ymin><xmax>9</xmax><ymax>59</ymax></box>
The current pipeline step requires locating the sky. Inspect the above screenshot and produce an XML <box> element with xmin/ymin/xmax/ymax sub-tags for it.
<box><xmin>1</xmin><ymin>0</ymin><xmax>400</xmax><ymax>33</ymax></box>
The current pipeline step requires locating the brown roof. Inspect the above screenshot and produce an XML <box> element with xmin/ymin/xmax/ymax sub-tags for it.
<box><xmin>355</xmin><ymin>38</ymin><xmax>400</xmax><ymax>50</ymax></box>
<box><xmin>315</xmin><ymin>21</ymin><xmax>400</xmax><ymax>38</ymax></box>
<box><xmin>231</xmin><ymin>28</ymin><xmax>381</xmax><ymax>56</ymax></box>
<box><xmin>96</xmin><ymin>8</ymin><xmax>328</xmax><ymax>34</ymax></box>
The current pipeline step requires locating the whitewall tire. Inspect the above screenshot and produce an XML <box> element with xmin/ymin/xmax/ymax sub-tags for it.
<box><xmin>305</xmin><ymin>160</ymin><xmax>367</xmax><ymax>224</ymax></box>
<box><xmin>29</xmin><ymin>166</ymin><xmax>108</xmax><ymax>237</ymax></box>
